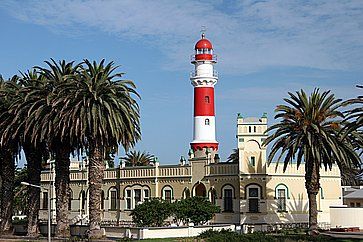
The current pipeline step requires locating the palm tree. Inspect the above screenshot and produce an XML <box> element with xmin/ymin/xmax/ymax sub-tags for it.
<box><xmin>343</xmin><ymin>85</ymin><xmax>363</xmax><ymax>137</ymax></box>
<box><xmin>56</xmin><ymin>59</ymin><xmax>140</xmax><ymax>238</ymax></box>
<box><xmin>122</xmin><ymin>150</ymin><xmax>155</xmax><ymax>166</ymax></box>
<box><xmin>5</xmin><ymin>70</ymin><xmax>50</xmax><ymax>236</ymax></box>
<box><xmin>0</xmin><ymin>75</ymin><xmax>21</xmax><ymax>234</ymax></box>
<box><xmin>27</xmin><ymin>60</ymin><xmax>81</xmax><ymax>237</ymax></box>
<box><xmin>226</xmin><ymin>148</ymin><xmax>239</xmax><ymax>163</ymax></box>
<box><xmin>263</xmin><ymin>89</ymin><xmax>360</xmax><ymax>234</ymax></box>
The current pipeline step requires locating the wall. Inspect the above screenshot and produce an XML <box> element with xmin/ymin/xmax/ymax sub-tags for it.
<box><xmin>330</xmin><ymin>206</ymin><xmax>363</xmax><ymax>228</ymax></box>
<box><xmin>103</xmin><ymin>224</ymin><xmax>235</xmax><ymax>239</ymax></box>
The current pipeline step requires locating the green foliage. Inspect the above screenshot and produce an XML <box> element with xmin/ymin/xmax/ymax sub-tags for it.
<box><xmin>263</xmin><ymin>89</ymin><xmax>361</xmax><ymax>231</ymax></box>
<box><xmin>121</xmin><ymin>150</ymin><xmax>155</xmax><ymax>166</ymax></box>
<box><xmin>174</xmin><ymin>196</ymin><xmax>220</xmax><ymax>225</ymax></box>
<box><xmin>131</xmin><ymin>198</ymin><xmax>172</xmax><ymax>227</ymax></box>
<box><xmin>227</xmin><ymin>148</ymin><xmax>239</xmax><ymax>163</ymax></box>
<box><xmin>198</xmin><ymin>229</ymin><xmax>333</xmax><ymax>242</ymax></box>
<box><xmin>131</xmin><ymin>196</ymin><xmax>220</xmax><ymax>227</ymax></box>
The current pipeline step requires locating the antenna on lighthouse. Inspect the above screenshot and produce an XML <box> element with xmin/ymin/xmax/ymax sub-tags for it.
<box><xmin>200</xmin><ymin>26</ymin><xmax>206</xmax><ymax>38</ymax></box>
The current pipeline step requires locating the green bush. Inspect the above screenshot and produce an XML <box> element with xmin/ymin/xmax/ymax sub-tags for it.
<box><xmin>198</xmin><ymin>229</ymin><xmax>334</xmax><ymax>242</ymax></box>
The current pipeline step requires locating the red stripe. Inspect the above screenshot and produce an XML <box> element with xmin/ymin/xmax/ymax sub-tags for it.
<box><xmin>191</xmin><ymin>143</ymin><xmax>218</xmax><ymax>151</ymax></box>
<box><xmin>194</xmin><ymin>87</ymin><xmax>215</xmax><ymax>116</ymax></box>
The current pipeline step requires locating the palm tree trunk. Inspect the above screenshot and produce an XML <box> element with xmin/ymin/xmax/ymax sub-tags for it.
<box><xmin>23</xmin><ymin>143</ymin><xmax>42</xmax><ymax>237</ymax></box>
<box><xmin>305</xmin><ymin>160</ymin><xmax>320</xmax><ymax>235</ymax></box>
<box><xmin>54</xmin><ymin>145</ymin><xmax>71</xmax><ymax>238</ymax></box>
<box><xmin>0</xmin><ymin>146</ymin><xmax>15</xmax><ymax>234</ymax></box>
<box><xmin>87</xmin><ymin>143</ymin><xmax>105</xmax><ymax>239</ymax></box>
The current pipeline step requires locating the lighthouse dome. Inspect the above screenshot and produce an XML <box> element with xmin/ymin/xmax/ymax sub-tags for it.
<box><xmin>195</xmin><ymin>35</ymin><xmax>213</xmax><ymax>50</ymax></box>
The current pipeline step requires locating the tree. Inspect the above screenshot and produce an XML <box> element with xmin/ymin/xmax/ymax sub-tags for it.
<box><xmin>226</xmin><ymin>148</ymin><xmax>239</xmax><ymax>163</ymax></box>
<box><xmin>29</xmin><ymin>59</ymin><xmax>81</xmax><ymax>237</ymax></box>
<box><xmin>6</xmin><ymin>70</ymin><xmax>49</xmax><ymax>236</ymax></box>
<box><xmin>173</xmin><ymin>196</ymin><xmax>220</xmax><ymax>225</ymax></box>
<box><xmin>0</xmin><ymin>75</ymin><xmax>21</xmax><ymax>234</ymax></box>
<box><xmin>343</xmin><ymin>85</ymin><xmax>363</xmax><ymax>141</ymax></box>
<box><xmin>131</xmin><ymin>198</ymin><xmax>172</xmax><ymax>227</ymax></box>
<box><xmin>57</xmin><ymin>59</ymin><xmax>141</xmax><ymax>238</ymax></box>
<box><xmin>121</xmin><ymin>150</ymin><xmax>155</xmax><ymax>166</ymax></box>
<box><xmin>263</xmin><ymin>89</ymin><xmax>360</xmax><ymax>234</ymax></box>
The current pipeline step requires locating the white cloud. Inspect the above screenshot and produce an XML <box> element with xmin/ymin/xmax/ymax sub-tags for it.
<box><xmin>1</xmin><ymin>0</ymin><xmax>363</xmax><ymax>73</ymax></box>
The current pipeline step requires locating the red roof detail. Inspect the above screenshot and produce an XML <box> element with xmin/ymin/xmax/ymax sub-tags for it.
<box><xmin>195</xmin><ymin>38</ymin><xmax>213</xmax><ymax>50</ymax></box>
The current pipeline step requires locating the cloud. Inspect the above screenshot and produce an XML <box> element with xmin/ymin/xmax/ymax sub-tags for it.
<box><xmin>1</xmin><ymin>0</ymin><xmax>363</xmax><ymax>74</ymax></box>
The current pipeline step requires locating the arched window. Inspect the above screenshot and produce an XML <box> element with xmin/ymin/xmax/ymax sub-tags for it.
<box><xmin>222</xmin><ymin>185</ymin><xmax>234</xmax><ymax>212</ymax></box>
<box><xmin>42</xmin><ymin>192</ymin><xmax>48</xmax><ymax>209</ymax></box>
<box><xmin>80</xmin><ymin>190</ymin><xmax>87</xmax><ymax>210</ymax></box>
<box><xmin>205</xmin><ymin>119</ymin><xmax>210</xmax><ymax>125</ymax></box>
<box><xmin>254</xmin><ymin>126</ymin><xmax>256</xmax><ymax>132</ymax></box>
<box><xmin>109</xmin><ymin>187</ymin><xmax>118</xmax><ymax>211</ymax></box>
<box><xmin>125</xmin><ymin>189</ymin><xmax>132</xmax><ymax>209</ymax></box>
<box><xmin>246</xmin><ymin>184</ymin><xmax>261</xmax><ymax>213</ymax></box>
<box><xmin>205</xmin><ymin>96</ymin><xmax>210</xmax><ymax>103</ymax></box>
<box><xmin>249</xmin><ymin>156</ymin><xmax>256</xmax><ymax>166</ymax></box>
<box><xmin>249</xmin><ymin>126</ymin><xmax>252</xmax><ymax>133</ymax></box>
<box><xmin>183</xmin><ymin>188</ymin><xmax>191</xmax><ymax>199</ymax></box>
<box><xmin>124</xmin><ymin>185</ymin><xmax>151</xmax><ymax>209</ymax></box>
<box><xmin>162</xmin><ymin>186</ymin><xmax>173</xmax><ymax>203</ymax></box>
<box><xmin>275</xmin><ymin>184</ymin><xmax>289</xmax><ymax>212</ymax></box>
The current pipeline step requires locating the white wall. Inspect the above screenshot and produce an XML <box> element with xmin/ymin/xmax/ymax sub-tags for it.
<box><xmin>330</xmin><ymin>206</ymin><xmax>363</xmax><ymax>228</ymax></box>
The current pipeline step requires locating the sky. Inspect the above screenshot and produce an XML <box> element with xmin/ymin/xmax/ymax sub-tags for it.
<box><xmin>0</xmin><ymin>0</ymin><xmax>362</xmax><ymax>165</ymax></box>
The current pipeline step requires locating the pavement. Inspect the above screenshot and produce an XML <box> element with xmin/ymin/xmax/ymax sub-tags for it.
<box><xmin>321</xmin><ymin>231</ymin><xmax>363</xmax><ymax>240</ymax></box>
<box><xmin>0</xmin><ymin>235</ymin><xmax>114</xmax><ymax>242</ymax></box>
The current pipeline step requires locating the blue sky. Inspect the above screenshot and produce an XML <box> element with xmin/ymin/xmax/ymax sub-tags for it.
<box><xmin>0</xmin><ymin>0</ymin><xmax>362</xmax><ymax>165</ymax></box>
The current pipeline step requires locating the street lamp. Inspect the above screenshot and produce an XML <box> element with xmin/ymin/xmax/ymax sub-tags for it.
<box><xmin>21</xmin><ymin>182</ymin><xmax>51</xmax><ymax>242</ymax></box>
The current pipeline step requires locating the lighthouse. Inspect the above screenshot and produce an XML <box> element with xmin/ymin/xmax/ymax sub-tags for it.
<box><xmin>190</xmin><ymin>33</ymin><xmax>219</xmax><ymax>158</ymax></box>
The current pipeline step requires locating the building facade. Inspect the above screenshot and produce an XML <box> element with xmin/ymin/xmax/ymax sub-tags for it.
<box><xmin>39</xmin><ymin>33</ymin><xmax>343</xmax><ymax>229</ymax></box>
<box><xmin>39</xmin><ymin>113</ymin><xmax>342</xmax><ymax>228</ymax></box>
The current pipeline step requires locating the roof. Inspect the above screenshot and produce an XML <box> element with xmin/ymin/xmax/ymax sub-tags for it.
<box><xmin>345</xmin><ymin>189</ymin><xmax>363</xmax><ymax>199</ymax></box>
<box><xmin>195</xmin><ymin>34</ymin><xmax>213</xmax><ymax>49</ymax></box>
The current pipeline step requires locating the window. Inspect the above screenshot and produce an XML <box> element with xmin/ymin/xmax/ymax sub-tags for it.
<box><xmin>134</xmin><ymin>189</ymin><xmax>141</xmax><ymax>205</ymax></box>
<box><xmin>223</xmin><ymin>189</ymin><xmax>233</xmax><ymax>212</ymax></box>
<box><xmin>357</xmin><ymin>203</ymin><xmax>361</xmax><ymax>207</ymax></box>
<box><xmin>126</xmin><ymin>190</ymin><xmax>132</xmax><ymax>209</ymax></box>
<box><xmin>110</xmin><ymin>190</ymin><xmax>117</xmax><ymax>210</ymax></box>
<box><xmin>81</xmin><ymin>191</ymin><xmax>86</xmax><ymax>210</ymax></box>
<box><xmin>210</xmin><ymin>189</ymin><xmax>217</xmax><ymax>205</ymax></box>
<box><xmin>165</xmin><ymin>190</ymin><xmax>172</xmax><ymax>202</ymax></box>
<box><xmin>350</xmin><ymin>202</ymin><xmax>355</xmax><ymax>207</ymax></box>
<box><xmin>275</xmin><ymin>184</ymin><xmax>289</xmax><ymax>212</ymax></box>
<box><xmin>183</xmin><ymin>188</ymin><xmax>191</xmax><ymax>199</ymax></box>
<box><xmin>254</xmin><ymin>126</ymin><xmax>256</xmax><ymax>132</ymax></box>
<box><xmin>249</xmin><ymin>126</ymin><xmax>252</xmax><ymax>133</ymax></box>
<box><xmin>144</xmin><ymin>189</ymin><xmax>149</xmax><ymax>201</ymax></box>
<box><xmin>277</xmin><ymin>189</ymin><xmax>286</xmax><ymax>211</ymax></box>
<box><xmin>42</xmin><ymin>192</ymin><xmax>48</xmax><ymax>209</ymax></box>
<box><xmin>101</xmin><ymin>191</ymin><xmax>105</xmax><ymax>210</ymax></box>
<box><xmin>205</xmin><ymin>96</ymin><xmax>210</xmax><ymax>103</ymax></box>
<box><xmin>125</xmin><ymin>186</ymin><xmax>151</xmax><ymax>209</ymax></box>
<box><xmin>247</xmin><ymin>186</ymin><xmax>260</xmax><ymax>213</ymax></box>
<box><xmin>250</xmin><ymin>156</ymin><xmax>256</xmax><ymax>166</ymax></box>
<box><xmin>205</xmin><ymin>119</ymin><xmax>210</xmax><ymax>125</ymax></box>
<box><xmin>68</xmin><ymin>190</ymin><xmax>72</xmax><ymax>210</ymax></box>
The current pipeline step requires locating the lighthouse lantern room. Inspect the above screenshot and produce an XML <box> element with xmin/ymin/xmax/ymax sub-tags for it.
<box><xmin>190</xmin><ymin>32</ymin><xmax>219</xmax><ymax>156</ymax></box>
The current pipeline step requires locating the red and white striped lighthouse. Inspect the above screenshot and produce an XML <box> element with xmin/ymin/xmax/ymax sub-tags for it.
<box><xmin>190</xmin><ymin>33</ymin><xmax>219</xmax><ymax>152</ymax></box>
